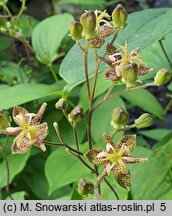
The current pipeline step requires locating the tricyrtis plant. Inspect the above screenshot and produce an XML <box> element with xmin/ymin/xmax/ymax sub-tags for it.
<box><xmin>0</xmin><ymin>4</ymin><xmax>171</xmax><ymax>200</ymax></box>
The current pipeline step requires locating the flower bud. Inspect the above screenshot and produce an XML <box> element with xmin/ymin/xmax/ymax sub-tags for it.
<box><xmin>55</xmin><ymin>98</ymin><xmax>68</xmax><ymax>110</ymax></box>
<box><xmin>68</xmin><ymin>106</ymin><xmax>84</xmax><ymax>124</ymax></box>
<box><xmin>112</xmin><ymin>4</ymin><xmax>128</xmax><ymax>30</ymax></box>
<box><xmin>134</xmin><ymin>113</ymin><xmax>153</xmax><ymax>129</ymax></box>
<box><xmin>78</xmin><ymin>178</ymin><xmax>94</xmax><ymax>197</ymax></box>
<box><xmin>0</xmin><ymin>0</ymin><xmax>8</xmax><ymax>6</ymax></box>
<box><xmin>154</xmin><ymin>68</ymin><xmax>171</xmax><ymax>86</ymax></box>
<box><xmin>80</xmin><ymin>10</ymin><xmax>97</xmax><ymax>41</ymax></box>
<box><xmin>120</xmin><ymin>63</ymin><xmax>138</xmax><ymax>88</ymax></box>
<box><xmin>0</xmin><ymin>111</ymin><xmax>11</xmax><ymax>129</ymax></box>
<box><xmin>69</xmin><ymin>21</ymin><xmax>83</xmax><ymax>41</ymax></box>
<box><xmin>111</xmin><ymin>107</ymin><xmax>129</xmax><ymax>130</ymax></box>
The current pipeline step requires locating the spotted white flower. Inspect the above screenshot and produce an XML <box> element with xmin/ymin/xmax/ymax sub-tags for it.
<box><xmin>85</xmin><ymin>134</ymin><xmax>148</xmax><ymax>190</ymax></box>
<box><xmin>0</xmin><ymin>103</ymin><xmax>48</xmax><ymax>154</ymax></box>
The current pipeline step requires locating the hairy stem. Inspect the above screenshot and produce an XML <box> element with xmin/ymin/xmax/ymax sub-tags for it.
<box><xmin>17</xmin><ymin>0</ymin><xmax>26</xmax><ymax>18</ymax></box>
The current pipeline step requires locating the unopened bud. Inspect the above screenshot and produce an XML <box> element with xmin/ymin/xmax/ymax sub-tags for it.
<box><xmin>154</xmin><ymin>68</ymin><xmax>171</xmax><ymax>86</ymax></box>
<box><xmin>78</xmin><ymin>178</ymin><xmax>94</xmax><ymax>197</ymax></box>
<box><xmin>55</xmin><ymin>98</ymin><xmax>68</xmax><ymax>110</ymax></box>
<box><xmin>69</xmin><ymin>21</ymin><xmax>83</xmax><ymax>41</ymax></box>
<box><xmin>120</xmin><ymin>63</ymin><xmax>138</xmax><ymax>88</ymax></box>
<box><xmin>68</xmin><ymin>106</ymin><xmax>84</xmax><ymax>123</ymax></box>
<box><xmin>135</xmin><ymin>113</ymin><xmax>153</xmax><ymax>129</ymax></box>
<box><xmin>0</xmin><ymin>0</ymin><xmax>8</xmax><ymax>6</ymax></box>
<box><xmin>112</xmin><ymin>4</ymin><xmax>128</xmax><ymax>30</ymax></box>
<box><xmin>80</xmin><ymin>10</ymin><xmax>97</xmax><ymax>41</ymax></box>
<box><xmin>0</xmin><ymin>111</ymin><xmax>10</xmax><ymax>129</ymax></box>
<box><xmin>111</xmin><ymin>107</ymin><xmax>129</xmax><ymax>130</ymax></box>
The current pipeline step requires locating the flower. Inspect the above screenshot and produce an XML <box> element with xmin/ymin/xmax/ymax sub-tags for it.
<box><xmin>0</xmin><ymin>103</ymin><xmax>48</xmax><ymax>154</ymax></box>
<box><xmin>85</xmin><ymin>133</ymin><xmax>148</xmax><ymax>190</ymax></box>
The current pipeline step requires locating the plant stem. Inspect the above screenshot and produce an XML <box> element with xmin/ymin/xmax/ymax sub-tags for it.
<box><xmin>159</xmin><ymin>39</ymin><xmax>172</xmax><ymax>69</ymax></box>
<box><xmin>104</xmin><ymin>178</ymin><xmax>119</xmax><ymax>200</ymax></box>
<box><xmin>49</xmin><ymin>64</ymin><xmax>58</xmax><ymax>83</ymax></box>
<box><xmin>92</xmin><ymin>82</ymin><xmax>155</xmax><ymax>112</ymax></box>
<box><xmin>44</xmin><ymin>140</ymin><xmax>84</xmax><ymax>156</ymax></box>
<box><xmin>0</xmin><ymin>143</ymin><xmax>13</xmax><ymax>200</ymax></box>
<box><xmin>72</xmin><ymin>124</ymin><xmax>80</xmax><ymax>152</ymax></box>
<box><xmin>51</xmin><ymin>0</ymin><xmax>57</xmax><ymax>15</ymax></box>
<box><xmin>163</xmin><ymin>98</ymin><xmax>172</xmax><ymax>116</ymax></box>
<box><xmin>84</xmin><ymin>42</ymin><xmax>91</xmax><ymax>103</ymax></box>
<box><xmin>91</xmin><ymin>48</ymin><xmax>98</xmax><ymax>102</ymax></box>
<box><xmin>3</xmin><ymin>5</ymin><xmax>12</xmax><ymax>17</ymax></box>
<box><xmin>17</xmin><ymin>0</ymin><xmax>26</xmax><ymax>18</ymax></box>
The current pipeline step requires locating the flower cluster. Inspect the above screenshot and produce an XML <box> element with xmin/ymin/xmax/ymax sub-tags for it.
<box><xmin>0</xmin><ymin>103</ymin><xmax>48</xmax><ymax>154</ymax></box>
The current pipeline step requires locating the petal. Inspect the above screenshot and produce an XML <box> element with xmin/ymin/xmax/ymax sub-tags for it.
<box><xmin>115</xmin><ymin>135</ymin><xmax>136</xmax><ymax>156</ymax></box>
<box><xmin>6</xmin><ymin>127</ymin><xmax>21</xmax><ymax>135</ymax></box>
<box><xmin>0</xmin><ymin>127</ymin><xmax>21</xmax><ymax>136</ymax></box>
<box><xmin>34</xmin><ymin>142</ymin><xmax>46</xmax><ymax>152</ymax></box>
<box><xmin>105</xmin><ymin>163</ymin><xmax>115</xmax><ymax>175</ymax></box>
<box><xmin>11</xmin><ymin>139</ymin><xmax>32</xmax><ymax>154</ymax></box>
<box><xmin>95</xmin><ymin>169</ymin><xmax>108</xmax><ymax>188</ymax></box>
<box><xmin>34</xmin><ymin>122</ymin><xmax>49</xmax><ymax>141</ymax></box>
<box><xmin>31</xmin><ymin>103</ymin><xmax>47</xmax><ymax>125</ymax></box>
<box><xmin>123</xmin><ymin>156</ymin><xmax>148</xmax><ymax>164</ymax></box>
<box><xmin>113</xmin><ymin>166</ymin><xmax>131</xmax><ymax>190</ymax></box>
<box><xmin>106</xmin><ymin>143</ymin><xmax>114</xmax><ymax>153</ymax></box>
<box><xmin>85</xmin><ymin>149</ymin><xmax>107</xmax><ymax>166</ymax></box>
<box><xmin>12</xmin><ymin>106</ymin><xmax>29</xmax><ymax>126</ymax></box>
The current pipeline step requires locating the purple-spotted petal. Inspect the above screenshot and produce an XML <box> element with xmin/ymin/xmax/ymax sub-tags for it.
<box><xmin>12</xmin><ymin>106</ymin><xmax>29</xmax><ymax>126</ymax></box>
<box><xmin>0</xmin><ymin>127</ymin><xmax>21</xmax><ymax>136</ymax></box>
<box><xmin>115</xmin><ymin>135</ymin><xmax>136</xmax><ymax>156</ymax></box>
<box><xmin>31</xmin><ymin>103</ymin><xmax>47</xmax><ymax>125</ymax></box>
<box><xmin>85</xmin><ymin>148</ymin><xmax>108</xmax><ymax>166</ymax></box>
<box><xmin>113</xmin><ymin>165</ymin><xmax>131</xmax><ymax>190</ymax></box>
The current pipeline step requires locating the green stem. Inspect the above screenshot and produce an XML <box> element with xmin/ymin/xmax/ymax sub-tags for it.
<box><xmin>51</xmin><ymin>0</ymin><xmax>57</xmax><ymax>15</ymax></box>
<box><xmin>0</xmin><ymin>142</ymin><xmax>13</xmax><ymax>200</ymax></box>
<box><xmin>17</xmin><ymin>0</ymin><xmax>26</xmax><ymax>18</ymax></box>
<box><xmin>92</xmin><ymin>82</ymin><xmax>155</xmax><ymax>112</ymax></box>
<box><xmin>49</xmin><ymin>64</ymin><xmax>58</xmax><ymax>83</ymax></box>
<box><xmin>163</xmin><ymin>98</ymin><xmax>172</xmax><ymax>116</ymax></box>
<box><xmin>72</xmin><ymin>124</ymin><xmax>80</xmax><ymax>152</ymax></box>
<box><xmin>159</xmin><ymin>39</ymin><xmax>172</xmax><ymax>69</ymax></box>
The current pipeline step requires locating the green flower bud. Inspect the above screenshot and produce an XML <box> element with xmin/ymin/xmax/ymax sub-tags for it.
<box><xmin>112</xmin><ymin>4</ymin><xmax>128</xmax><ymax>30</ymax></box>
<box><xmin>80</xmin><ymin>10</ymin><xmax>97</xmax><ymax>41</ymax></box>
<box><xmin>55</xmin><ymin>98</ymin><xmax>68</xmax><ymax>110</ymax></box>
<box><xmin>68</xmin><ymin>106</ymin><xmax>84</xmax><ymax>124</ymax></box>
<box><xmin>154</xmin><ymin>68</ymin><xmax>171</xmax><ymax>86</ymax></box>
<box><xmin>120</xmin><ymin>63</ymin><xmax>138</xmax><ymax>88</ymax></box>
<box><xmin>69</xmin><ymin>21</ymin><xmax>83</xmax><ymax>41</ymax></box>
<box><xmin>135</xmin><ymin>113</ymin><xmax>153</xmax><ymax>129</ymax></box>
<box><xmin>0</xmin><ymin>111</ymin><xmax>11</xmax><ymax>129</ymax></box>
<box><xmin>0</xmin><ymin>0</ymin><xmax>8</xmax><ymax>6</ymax></box>
<box><xmin>78</xmin><ymin>178</ymin><xmax>94</xmax><ymax>197</ymax></box>
<box><xmin>111</xmin><ymin>107</ymin><xmax>129</xmax><ymax>130</ymax></box>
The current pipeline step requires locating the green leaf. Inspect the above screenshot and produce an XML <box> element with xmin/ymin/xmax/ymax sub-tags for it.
<box><xmin>139</xmin><ymin>129</ymin><xmax>171</xmax><ymax>141</ymax></box>
<box><xmin>59</xmin><ymin>0</ymin><xmax>105</xmax><ymax>5</ymax></box>
<box><xmin>71</xmin><ymin>182</ymin><xmax>83</xmax><ymax>200</ymax></box>
<box><xmin>0</xmin><ymin>84</ymin><xmax>62</xmax><ymax>110</ymax></box>
<box><xmin>91</xmin><ymin>96</ymin><xmax>125</xmax><ymax>143</ymax></box>
<box><xmin>59</xmin><ymin>8</ymin><xmax>172</xmax><ymax>93</ymax></box>
<box><xmin>0</xmin><ymin>61</ymin><xmax>27</xmax><ymax>84</ymax></box>
<box><xmin>5</xmin><ymin>191</ymin><xmax>26</xmax><ymax>200</ymax></box>
<box><xmin>45</xmin><ymin>147</ymin><xmax>90</xmax><ymax>194</ymax></box>
<box><xmin>32</xmin><ymin>14</ymin><xmax>73</xmax><ymax>65</ymax></box>
<box><xmin>0</xmin><ymin>152</ymin><xmax>30</xmax><ymax>188</ymax></box>
<box><xmin>19</xmin><ymin>15</ymin><xmax>39</xmax><ymax>37</ymax></box>
<box><xmin>116</xmin><ymin>8</ymin><xmax>172</xmax><ymax>51</ymax></box>
<box><xmin>130</xmin><ymin>140</ymin><xmax>172</xmax><ymax>199</ymax></box>
<box><xmin>122</xmin><ymin>89</ymin><xmax>164</xmax><ymax>118</ymax></box>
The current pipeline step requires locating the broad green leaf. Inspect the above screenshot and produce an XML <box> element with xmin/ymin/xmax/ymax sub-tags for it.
<box><xmin>130</xmin><ymin>140</ymin><xmax>172</xmax><ymax>199</ymax></box>
<box><xmin>122</xmin><ymin>89</ymin><xmax>164</xmax><ymax>118</ymax></box>
<box><xmin>91</xmin><ymin>96</ymin><xmax>125</xmax><ymax>143</ymax></box>
<box><xmin>19</xmin><ymin>15</ymin><xmax>39</xmax><ymax>37</ymax></box>
<box><xmin>154</xmin><ymin>132</ymin><xmax>172</xmax><ymax>149</ymax></box>
<box><xmin>24</xmin><ymin>156</ymin><xmax>71</xmax><ymax>199</ymax></box>
<box><xmin>45</xmin><ymin>147</ymin><xmax>90</xmax><ymax>194</ymax></box>
<box><xmin>59</xmin><ymin>8</ymin><xmax>172</xmax><ymax>93</ymax></box>
<box><xmin>32</xmin><ymin>14</ymin><xmax>73</xmax><ymax>65</ymax></box>
<box><xmin>0</xmin><ymin>152</ymin><xmax>30</xmax><ymax>188</ymax></box>
<box><xmin>0</xmin><ymin>84</ymin><xmax>62</xmax><ymax>110</ymax></box>
<box><xmin>0</xmin><ymin>61</ymin><xmax>27</xmax><ymax>84</ymax></box>
<box><xmin>139</xmin><ymin>129</ymin><xmax>171</xmax><ymax>141</ymax></box>
<box><xmin>5</xmin><ymin>191</ymin><xmax>26</xmax><ymax>200</ymax></box>
<box><xmin>0</xmin><ymin>37</ymin><xmax>12</xmax><ymax>52</ymax></box>
<box><xmin>71</xmin><ymin>182</ymin><xmax>83</xmax><ymax>200</ymax></box>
